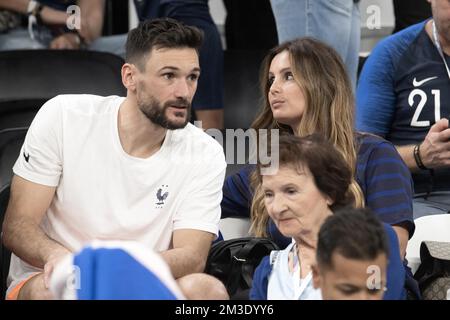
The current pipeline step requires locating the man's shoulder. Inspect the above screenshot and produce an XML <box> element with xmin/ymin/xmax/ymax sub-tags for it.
<box><xmin>371</xmin><ymin>21</ymin><xmax>426</xmax><ymax>64</ymax></box>
<box><xmin>40</xmin><ymin>94</ymin><xmax>124</xmax><ymax>116</ymax></box>
<box><xmin>53</xmin><ymin>94</ymin><xmax>123</xmax><ymax>110</ymax></box>
<box><xmin>171</xmin><ymin>123</ymin><xmax>225</xmax><ymax>156</ymax></box>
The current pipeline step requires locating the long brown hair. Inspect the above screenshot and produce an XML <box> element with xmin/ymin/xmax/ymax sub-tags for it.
<box><xmin>250</xmin><ymin>38</ymin><xmax>364</xmax><ymax>237</ymax></box>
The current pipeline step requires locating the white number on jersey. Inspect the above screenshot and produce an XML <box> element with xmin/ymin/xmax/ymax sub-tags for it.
<box><xmin>408</xmin><ymin>89</ymin><xmax>441</xmax><ymax>127</ymax></box>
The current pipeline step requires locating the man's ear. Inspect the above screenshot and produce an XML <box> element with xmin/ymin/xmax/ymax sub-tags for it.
<box><xmin>122</xmin><ymin>63</ymin><xmax>137</xmax><ymax>91</ymax></box>
<box><xmin>311</xmin><ymin>263</ymin><xmax>321</xmax><ymax>289</ymax></box>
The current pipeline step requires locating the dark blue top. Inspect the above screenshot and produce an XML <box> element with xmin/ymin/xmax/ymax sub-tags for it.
<box><xmin>356</xmin><ymin>21</ymin><xmax>450</xmax><ymax>146</ymax></box>
<box><xmin>249</xmin><ymin>223</ymin><xmax>406</xmax><ymax>300</ymax></box>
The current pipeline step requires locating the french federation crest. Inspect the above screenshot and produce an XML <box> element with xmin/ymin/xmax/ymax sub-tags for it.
<box><xmin>155</xmin><ymin>185</ymin><xmax>169</xmax><ymax>208</ymax></box>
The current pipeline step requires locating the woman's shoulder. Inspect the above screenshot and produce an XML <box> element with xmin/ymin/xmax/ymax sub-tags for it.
<box><xmin>355</xmin><ymin>132</ymin><xmax>400</xmax><ymax>159</ymax></box>
<box><xmin>355</xmin><ymin>131</ymin><xmax>395</xmax><ymax>148</ymax></box>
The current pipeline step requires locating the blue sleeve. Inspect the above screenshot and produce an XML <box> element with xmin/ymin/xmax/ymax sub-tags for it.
<box><xmin>383</xmin><ymin>224</ymin><xmax>407</xmax><ymax>300</ymax></box>
<box><xmin>362</xmin><ymin>141</ymin><xmax>415</xmax><ymax>237</ymax></box>
<box><xmin>356</xmin><ymin>37</ymin><xmax>397</xmax><ymax>136</ymax></box>
<box><xmin>221</xmin><ymin>165</ymin><xmax>254</xmax><ymax>218</ymax></box>
<box><xmin>356</xmin><ymin>23</ymin><xmax>424</xmax><ymax>136</ymax></box>
<box><xmin>250</xmin><ymin>255</ymin><xmax>271</xmax><ymax>300</ymax></box>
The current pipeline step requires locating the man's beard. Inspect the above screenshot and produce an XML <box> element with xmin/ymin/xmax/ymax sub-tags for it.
<box><xmin>138</xmin><ymin>95</ymin><xmax>191</xmax><ymax>130</ymax></box>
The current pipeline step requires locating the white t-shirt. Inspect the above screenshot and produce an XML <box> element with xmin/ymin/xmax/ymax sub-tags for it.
<box><xmin>8</xmin><ymin>94</ymin><xmax>226</xmax><ymax>290</ymax></box>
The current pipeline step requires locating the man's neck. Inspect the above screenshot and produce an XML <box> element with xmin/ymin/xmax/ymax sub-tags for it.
<box><xmin>118</xmin><ymin>98</ymin><xmax>167</xmax><ymax>159</ymax></box>
<box><xmin>426</xmin><ymin>19</ymin><xmax>450</xmax><ymax>56</ymax></box>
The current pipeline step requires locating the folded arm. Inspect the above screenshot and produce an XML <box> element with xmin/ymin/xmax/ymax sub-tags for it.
<box><xmin>160</xmin><ymin>229</ymin><xmax>214</xmax><ymax>279</ymax></box>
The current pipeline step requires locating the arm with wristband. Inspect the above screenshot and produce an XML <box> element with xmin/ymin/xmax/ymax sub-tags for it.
<box><xmin>0</xmin><ymin>0</ymin><xmax>105</xmax><ymax>49</ymax></box>
<box><xmin>396</xmin><ymin>118</ymin><xmax>450</xmax><ymax>173</ymax></box>
<box><xmin>49</xmin><ymin>0</ymin><xmax>105</xmax><ymax>49</ymax></box>
<box><xmin>0</xmin><ymin>0</ymin><xmax>68</xmax><ymax>25</ymax></box>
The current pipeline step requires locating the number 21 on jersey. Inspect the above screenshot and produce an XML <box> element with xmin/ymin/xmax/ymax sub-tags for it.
<box><xmin>409</xmin><ymin>89</ymin><xmax>441</xmax><ymax>127</ymax></box>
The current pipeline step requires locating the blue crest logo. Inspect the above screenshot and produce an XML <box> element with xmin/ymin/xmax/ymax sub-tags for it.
<box><xmin>155</xmin><ymin>185</ymin><xmax>169</xmax><ymax>208</ymax></box>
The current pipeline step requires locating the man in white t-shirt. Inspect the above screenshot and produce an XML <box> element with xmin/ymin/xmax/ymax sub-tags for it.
<box><xmin>2</xmin><ymin>18</ymin><xmax>228</xmax><ymax>300</ymax></box>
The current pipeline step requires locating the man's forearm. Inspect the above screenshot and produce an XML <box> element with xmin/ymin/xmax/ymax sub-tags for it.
<box><xmin>78</xmin><ymin>0</ymin><xmax>104</xmax><ymax>43</ymax></box>
<box><xmin>160</xmin><ymin>248</ymin><xmax>206</xmax><ymax>279</ymax></box>
<box><xmin>3</xmin><ymin>218</ymin><xmax>69</xmax><ymax>269</ymax></box>
<box><xmin>0</xmin><ymin>0</ymin><xmax>29</xmax><ymax>13</ymax></box>
<box><xmin>0</xmin><ymin>0</ymin><xmax>67</xmax><ymax>25</ymax></box>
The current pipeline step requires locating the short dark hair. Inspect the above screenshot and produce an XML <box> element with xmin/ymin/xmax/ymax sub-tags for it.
<box><xmin>316</xmin><ymin>207</ymin><xmax>389</xmax><ymax>271</ymax></box>
<box><xmin>125</xmin><ymin>18</ymin><xmax>204</xmax><ymax>70</ymax></box>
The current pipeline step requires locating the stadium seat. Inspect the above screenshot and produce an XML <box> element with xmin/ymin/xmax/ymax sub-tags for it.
<box><xmin>0</xmin><ymin>50</ymin><xmax>126</xmax><ymax>129</ymax></box>
<box><xmin>0</xmin><ymin>99</ymin><xmax>48</xmax><ymax>130</ymax></box>
<box><xmin>0</xmin><ymin>127</ymin><xmax>27</xmax><ymax>189</ymax></box>
<box><xmin>219</xmin><ymin>217</ymin><xmax>251</xmax><ymax>240</ymax></box>
<box><xmin>406</xmin><ymin>214</ymin><xmax>450</xmax><ymax>274</ymax></box>
<box><xmin>0</xmin><ymin>183</ymin><xmax>11</xmax><ymax>300</ymax></box>
<box><xmin>219</xmin><ymin>49</ymin><xmax>269</xmax><ymax>177</ymax></box>
<box><xmin>223</xmin><ymin>49</ymin><xmax>267</xmax><ymax>130</ymax></box>
<box><xmin>357</xmin><ymin>53</ymin><xmax>370</xmax><ymax>80</ymax></box>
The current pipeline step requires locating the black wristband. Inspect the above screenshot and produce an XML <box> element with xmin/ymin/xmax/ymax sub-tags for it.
<box><xmin>413</xmin><ymin>143</ymin><xmax>428</xmax><ymax>170</ymax></box>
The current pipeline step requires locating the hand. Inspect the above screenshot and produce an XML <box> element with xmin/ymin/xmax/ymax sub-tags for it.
<box><xmin>43</xmin><ymin>247</ymin><xmax>71</xmax><ymax>289</ymax></box>
<box><xmin>420</xmin><ymin>118</ymin><xmax>450</xmax><ymax>169</ymax></box>
<box><xmin>49</xmin><ymin>33</ymin><xmax>80</xmax><ymax>50</ymax></box>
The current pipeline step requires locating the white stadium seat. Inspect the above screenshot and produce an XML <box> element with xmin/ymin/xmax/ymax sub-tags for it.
<box><xmin>406</xmin><ymin>214</ymin><xmax>450</xmax><ymax>274</ymax></box>
<box><xmin>219</xmin><ymin>217</ymin><xmax>251</xmax><ymax>240</ymax></box>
